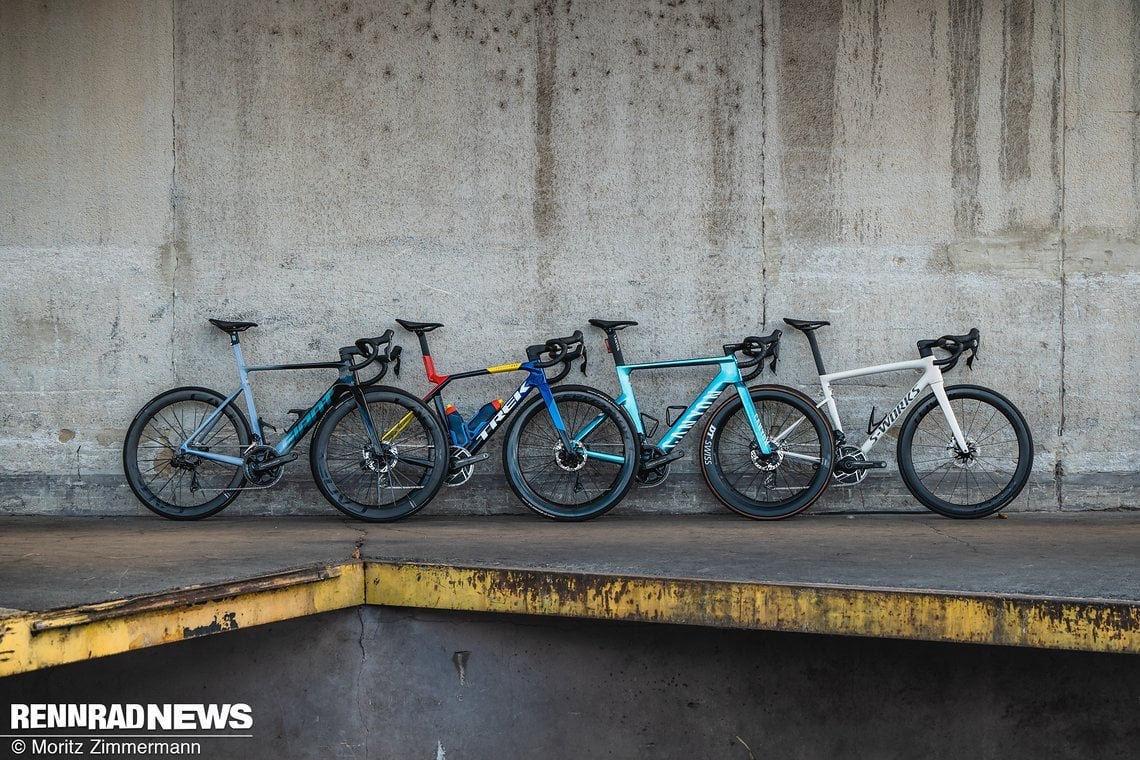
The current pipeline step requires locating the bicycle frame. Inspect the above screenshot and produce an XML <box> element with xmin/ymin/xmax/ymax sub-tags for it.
<box><xmin>178</xmin><ymin>336</ymin><xmax>378</xmax><ymax>467</ymax></box>
<box><xmin>814</xmin><ymin>355</ymin><xmax>970</xmax><ymax>457</ymax></box>
<box><xmin>606</xmin><ymin>355</ymin><xmax>774</xmax><ymax>457</ymax></box>
<box><xmin>404</xmin><ymin>359</ymin><xmax>627</xmax><ymax>466</ymax></box>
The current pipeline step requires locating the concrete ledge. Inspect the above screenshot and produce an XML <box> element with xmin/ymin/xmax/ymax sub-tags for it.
<box><xmin>5</xmin><ymin>553</ymin><xmax>1139</xmax><ymax>677</ymax></box>
<box><xmin>0</xmin><ymin>565</ymin><xmax>363</xmax><ymax>677</ymax></box>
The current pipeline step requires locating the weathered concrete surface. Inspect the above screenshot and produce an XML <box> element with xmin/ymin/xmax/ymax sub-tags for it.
<box><xmin>0</xmin><ymin>0</ymin><xmax>1136</xmax><ymax>515</ymax></box>
<box><xmin>3</xmin><ymin>606</ymin><xmax>1140</xmax><ymax>759</ymax></box>
<box><xmin>4</xmin><ymin>513</ymin><xmax>1140</xmax><ymax>614</ymax></box>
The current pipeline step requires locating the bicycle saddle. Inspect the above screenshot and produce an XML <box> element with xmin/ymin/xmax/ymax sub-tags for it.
<box><xmin>782</xmin><ymin>318</ymin><xmax>830</xmax><ymax>332</ymax></box>
<box><xmin>396</xmin><ymin>319</ymin><xmax>444</xmax><ymax>333</ymax></box>
<box><xmin>588</xmin><ymin>319</ymin><xmax>638</xmax><ymax>332</ymax></box>
<box><xmin>208</xmin><ymin>319</ymin><xmax>258</xmax><ymax>333</ymax></box>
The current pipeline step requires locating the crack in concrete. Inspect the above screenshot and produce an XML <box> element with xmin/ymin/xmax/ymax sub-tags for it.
<box><xmin>928</xmin><ymin>524</ymin><xmax>979</xmax><ymax>553</ymax></box>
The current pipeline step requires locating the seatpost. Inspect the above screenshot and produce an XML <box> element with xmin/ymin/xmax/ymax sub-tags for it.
<box><xmin>414</xmin><ymin>330</ymin><xmax>447</xmax><ymax>385</ymax></box>
<box><xmin>804</xmin><ymin>331</ymin><xmax>828</xmax><ymax>376</ymax></box>
<box><xmin>605</xmin><ymin>330</ymin><xmax>628</xmax><ymax>366</ymax></box>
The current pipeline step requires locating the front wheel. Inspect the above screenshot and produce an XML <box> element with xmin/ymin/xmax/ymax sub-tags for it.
<box><xmin>700</xmin><ymin>386</ymin><xmax>834</xmax><ymax>519</ymax></box>
<box><xmin>310</xmin><ymin>388</ymin><xmax>448</xmax><ymax>522</ymax></box>
<box><xmin>123</xmin><ymin>386</ymin><xmax>252</xmax><ymax>520</ymax></box>
<box><xmin>897</xmin><ymin>384</ymin><xmax>1033</xmax><ymax>518</ymax></box>
<box><xmin>502</xmin><ymin>385</ymin><xmax>638</xmax><ymax>521</ymax></box>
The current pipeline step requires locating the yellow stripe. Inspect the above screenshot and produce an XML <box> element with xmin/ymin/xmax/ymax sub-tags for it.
<box><xmin>0</xmin><ymin>565</ymin><xmax>363</xmax><ymax>677</ymax></box>
<box><xmin>5</xmin><ymin>562</ymin><xmax>1138</xmax><ymax>676</ymax></box>
<box><xmin>366</xmin><ymin>563</ymin><xmax>1140</xmax><ymax>655</ymax></box>
<box><xmin>382</xmin><ymin>411</ymin><xmax>414</xmax><ymax>442</ymax></box>
<box><xmin>485</xmin><ymin>362</ymin><xmax>522</xmax><ymax>374</ymax></box>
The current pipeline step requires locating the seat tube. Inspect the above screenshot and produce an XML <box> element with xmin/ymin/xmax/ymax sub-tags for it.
<box><xmin>232</xmin><ymin>338</ymin><xmax>260</xmax><ymax>438</ymax></box>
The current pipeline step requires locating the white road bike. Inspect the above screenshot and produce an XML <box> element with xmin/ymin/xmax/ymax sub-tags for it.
<box><xmin>781</xmin><ymin>319</ymin><xmax>1033</xmax><ymax>518</ymax></box>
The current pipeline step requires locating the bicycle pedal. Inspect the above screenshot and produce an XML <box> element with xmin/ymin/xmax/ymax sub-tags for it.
<box><xmin>452</xmin><ymin>452</ymin><xmax>490</xmax><ymax>467</ymax></box>
<box><xmin>646</xmin><ymin>448</ymin><xmax>685</xmax><ymax>468</ymax></box>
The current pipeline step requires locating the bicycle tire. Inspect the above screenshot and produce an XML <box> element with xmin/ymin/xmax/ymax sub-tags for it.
<box><xmin>699</xmin><ymin>386</ymin><xmax>834</xmax><ymax>519</ymax></box>
<box><xmin>122</xmin><ymin>386</ymin><xmax>252</xmax><ymax>520</ymax></box>
<box><xmin>309</xmin><ymin>387</ymin><xmax>448</xmax><ymax>522</ymax></box>
<box><xmin>502</xmin><ymin>384</ymin><xmax>638</xmax><ymax>521</ymax></box>
<box><xmin>897</xmin><ymin>384</ymin><xmax>1033</xmax><ymax>518</ymax></box>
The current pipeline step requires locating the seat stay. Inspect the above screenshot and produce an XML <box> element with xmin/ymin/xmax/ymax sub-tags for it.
<box><xmin>179</xmin><ymin>385</ymin><xmax>248</xmax><ymax>467</ymax></box>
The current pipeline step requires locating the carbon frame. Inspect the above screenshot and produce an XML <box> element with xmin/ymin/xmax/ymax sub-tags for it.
<box><xmin>177</xmin><ymin>336</ymin><xmax>380</xmax><ymax>467</ymax></box>
<box><xmin>609</xmin><ymin>354</ymin><xmax>774</xmax><ymax>457</ymax></box>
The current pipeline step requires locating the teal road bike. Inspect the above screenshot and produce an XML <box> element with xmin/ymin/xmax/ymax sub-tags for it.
<box><xmin>586</xmin><ymin>320</ymin><xmax>835</xmax><ymax>519</ymax></box>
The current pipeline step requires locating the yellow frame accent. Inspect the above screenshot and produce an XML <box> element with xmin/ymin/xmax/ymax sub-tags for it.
<box><xmin>485</xmin><ymin>362</ymin><xmax>523</xmax><ymax>374</ymax></box>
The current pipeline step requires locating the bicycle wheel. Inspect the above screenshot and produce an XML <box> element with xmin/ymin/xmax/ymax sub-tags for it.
<box><xmin>502</xmin><ymin>384</ymin><xmax>638</xmax><ymax>521</ymax></box>
<box><xmin>123</xmin><ymin>386</ymin><xmax>251</xmax><ymax>520</ymax></box>
<box><xmin>700</xmin><ymin>386</ymin><xmax>834</xmax><ymax>519</ymax></box>
<box><xmin>309</xmin><ymin>387</ymin><xmax>448</xmax><ymax>522</ymax></box>
<box><xmin>897</xmin><ymin>384</ymin><xmax>1033</xmax><ymax>518</ymax></box>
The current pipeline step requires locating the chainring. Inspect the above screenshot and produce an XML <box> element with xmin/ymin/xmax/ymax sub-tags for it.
<box><xmin>446</xmin><ymin>446</ymin><xmax>474</xmax><ymax>487</ymax></box>
<box><xmin>832</xmin><ymin>444</ymin><xmax>868</xmax><ymax>486</ymax></box>
<box><xmin>243</xmin><ymin>445</ymin><xmax>286</xmax><ymax>487</ymax></box>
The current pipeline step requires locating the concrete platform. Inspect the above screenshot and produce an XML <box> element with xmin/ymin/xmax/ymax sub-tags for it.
<box><xmin>1</xmin><ymin>512</ymin><xmax>1139</xmax><ymax>676</ymax></box>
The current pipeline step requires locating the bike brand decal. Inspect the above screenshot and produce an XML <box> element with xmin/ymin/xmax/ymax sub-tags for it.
<box><xmin>867</xmin><ymin>383</ymin><xmax>923</xmax><ymax>445</ymax></box>
<box><xmin>471</xmin><ymin>380</ymin><xmax>530</xmax><ymax>445</ymax></box>
<box><xmin>703</xmin><ymin>424</ymin><xmax>717</xmax><ymax>466</ymax></box>
<box><xmin>673</xmin><ymin>395</ymin><xmax>718</xmax><ymax>440</ymax></box>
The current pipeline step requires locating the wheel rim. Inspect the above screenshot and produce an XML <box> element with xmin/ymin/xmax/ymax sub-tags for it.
<box><xmin>907</xmin><ymin>397</ymin><xmax>1023</xmax><ymax>508</ymax></box>
<box><xmin>133</xmin><ymin>399</ymin><xmax>245</xmax><ymax>510</ymax></box>
<box><xmin>514</xmin><ymin>398</ymin><xmax>630</xmax><ymax>510</ymax></box>
<box><xmin>322</xmin><ymin>399</ymin><xmax>439</xmax><ymax>511</ymax></box>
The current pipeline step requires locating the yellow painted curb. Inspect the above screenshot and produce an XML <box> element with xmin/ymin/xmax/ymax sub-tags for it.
<box><xmin>4</xmin><ymin>561</ymin><xmax>1138</xmax><ymax>677</ymax></box>
<box><xmin>367</xmin><ymin>563</ymin><xmax>1140</xmax><ymax>654</ymax></box>
<box><xmin>0</xmin><ymin>564</ymin><xmax>364</xmax><ymax>677</ymax></box>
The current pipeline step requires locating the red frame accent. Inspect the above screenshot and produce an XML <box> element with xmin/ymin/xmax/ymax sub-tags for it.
<box><xmin>422</xmin><ymin>355</ymin><xmax>448</xmax><ymax>385</ymax></box>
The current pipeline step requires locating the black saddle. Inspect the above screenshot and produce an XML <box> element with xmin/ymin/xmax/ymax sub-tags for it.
<box><xmin>588</xmin><ymin>319</ymin><xmax>638</xmax><ymax>332</ymax></box>
<box><xmin>208</xmin><ymin>319</ymin><xmax>258</xmax><ymax>333</ymax></box>
<box><xmin>782</xmin><ymin>318</ymin><xmax>830</xmax><ymax>333</ymax></box>
<box><xmin>396</xmin><ymin>319</ymin><xmax>444</xmax><ymax>333</ymax></box>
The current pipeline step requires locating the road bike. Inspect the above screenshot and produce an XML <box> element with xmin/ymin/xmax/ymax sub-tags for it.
<box><xmin>123</xmin><ymin>319</ymin><xmax>448</xmax><ymax>521</ymax></box>
<box><xmin>586</xmin><ymin>319</ymin><xmax>835</xmax><ymax>519</ymax></box>
<box><xmin>397</xmin><ymin>319</ymin><xmax>639</xmax><ymax>520</ymax></box>
<box><xmin>782</xmin><ymin>318</ymin><xmax>1033</xmax><ymax>518</ymax></box>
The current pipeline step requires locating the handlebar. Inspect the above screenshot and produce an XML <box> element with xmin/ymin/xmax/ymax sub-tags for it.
<box><xmin>339</xmin><ymin>329</ymin><xmax>402</xmax><ymax>384</ymax></box>
<box><xmin>526</xmin><ymin>330</ymin><xmax>588</xmax><ymax>382</ymax></box>
<box><xmin>917</xmin><ymin>327</ymin><xmax>980</xmax><ymax>372</ymax></box>
<box><xmin>724</xmin><ymin>329</ymin><xmax>781</xmax><ymax>382</ymax></box>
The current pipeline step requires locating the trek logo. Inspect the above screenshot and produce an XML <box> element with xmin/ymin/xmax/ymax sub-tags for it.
<box><xmin>471</xmin><ymin>382</ymin><xmax>529</xmax><ymax>445</ymax></box>
<box><xmin>867</xmin><ymin>383</ymin><xmax>923</xmax><ymax>445</ymax></box>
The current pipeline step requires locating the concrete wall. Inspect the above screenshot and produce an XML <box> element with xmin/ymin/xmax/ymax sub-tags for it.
<box><xmin>1</xmin><ymin>0</ymin><xmax>1136</xmax><ymax>516</ymax></box>
<box><xmin>4</xmin><ymin>607</ymin><xmax>1140</xmax><ymax>758</ymax></box>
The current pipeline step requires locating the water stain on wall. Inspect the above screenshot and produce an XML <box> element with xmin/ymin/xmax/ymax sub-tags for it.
<box><xmin>775</xmin><ymin>0</ymin><xmax>842</xmax><ymax>243</ymax></box>
<box><xmin>999</xmin><ymin>0</ymin><xmax>1034</xmax><ymax>184</ymax></box>
<box><xmin>533</xmin><ymin>0</ymin><xmax>557</xmax><ymax>239</ymax></box>
<box><xmin>949</xmin><ymin>0</ymin><xmax>982</xmax><ymax>236</ymax></box>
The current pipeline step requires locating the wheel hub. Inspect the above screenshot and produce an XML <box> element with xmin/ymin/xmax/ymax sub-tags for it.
<box><xmin>749</xmin><ymin>442</ymin><xmax>783</xmax><ymax>471</ymax></box>
<box><xmin>949</xmin><ymin>438</ymin><xmax>979</xmax><ymax>469</ymax></box>
<box><xmin>553</xmin><ymin>441</ymin><xmax>587</xmax><ymax>472</ymax></box>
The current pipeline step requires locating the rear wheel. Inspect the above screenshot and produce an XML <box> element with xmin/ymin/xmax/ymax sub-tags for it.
<box><xmin>502</xmin><ymin>385</ymin><xmax>638</xmax><ymax>521</ymax></box>
<box><xmin>123</xmin><ymin>387</ymin><xmax>251</xmax><ymax>520</ymax></box>
<box><xmin>700</xmin><ymin>386</ymin><xmax>834</xmax><ymax>519</ymax></box>
<box><xmin>310</xmin><ymin>388</ymin><xmax>448</xmax><ymax>522</ymax></box>
<box><xmin>897</xmin><ymin>384</ymin><xmax>1032</xmax><ymax>518</ymax></box>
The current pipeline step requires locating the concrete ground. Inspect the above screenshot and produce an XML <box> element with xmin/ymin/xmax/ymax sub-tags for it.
<box><xmin>2</xmin><ymin>511</ymin><xmax>1139</xmax><ymax>615</ymax></box>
